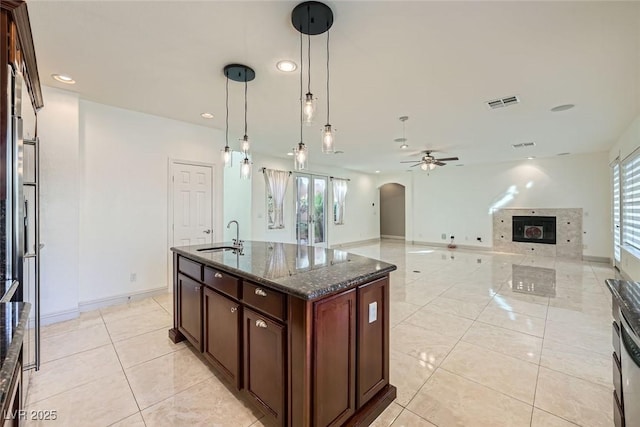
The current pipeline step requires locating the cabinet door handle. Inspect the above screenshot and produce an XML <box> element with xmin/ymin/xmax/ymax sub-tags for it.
<box><xmin>255</xmin><ymin>319</ymin><xmax>267</xmax><ymax>328</ymax></box>
<box><xmin>230</xmin><ymin>306</ymin><xmax>238</xmax><ymax>313</ymax></box>
<box><xmin>194</xmin><ymin>286</ymin><xmax>200</xmax><ymax>291</ymax></box>
<box><xmin>214</xmin><ymin>272</ymin><xmax>223</xmax><ymax>279</ymax></box>
<box><xmin>255</xmin><ymin>288</ymin><xmax>267</xmax><ymax>297</ymax></box>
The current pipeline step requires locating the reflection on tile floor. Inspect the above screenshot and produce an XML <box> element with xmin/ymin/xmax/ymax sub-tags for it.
<box><xmin>25</xmin><ymin>242</ymin><xmax>615</xmax><ymax>426</ymax></box>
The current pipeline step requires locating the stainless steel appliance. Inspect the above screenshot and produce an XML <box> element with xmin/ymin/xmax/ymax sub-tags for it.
<box><xmin>620</xmin><ymin>309</ymin><xmax>640</xmax><ymax>427</ymax></box>
<box><xmin>4</xmin><ymin>63</ymin><xmax>40</xmax><ymax>372</ymax></box>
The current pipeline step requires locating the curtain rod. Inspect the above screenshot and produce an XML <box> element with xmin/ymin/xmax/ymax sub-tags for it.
<box><xmin>260</xmin><ymin>167</ymin><xmax>292</xmax><ymax>176</ymax></box>
<box><xmin>330</xmin><ymin>176</ymin><xmax>350</xmax><ymax>181</ymax></box>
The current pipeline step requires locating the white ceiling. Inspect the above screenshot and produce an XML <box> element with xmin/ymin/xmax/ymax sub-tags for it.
<box><xmin>28</xmin><ymin>1</ymin><xmax>640</xmax><ymax>172</ymax></box>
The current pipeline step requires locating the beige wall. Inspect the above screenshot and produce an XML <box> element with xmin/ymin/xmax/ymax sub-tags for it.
<box><xmin>380</xmin><ymin>183</ymin><xmax>406</xmax><ymax>238</ymax></box>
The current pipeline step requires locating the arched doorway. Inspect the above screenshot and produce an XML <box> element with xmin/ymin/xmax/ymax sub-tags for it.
<box><xmin>379</xmin><ymin>183</ymin><xmax>406</xmax><ymax>240</ymax></box>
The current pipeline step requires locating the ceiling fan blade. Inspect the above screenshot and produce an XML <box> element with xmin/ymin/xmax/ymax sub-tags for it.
<box><xmin>410</xmin><ymin>163</ymin><xmax>423</xmax><ymax>167</ymax></box>
<box><xmin>434</xmin><ymin>161</ymin><xmax>446</xmax><ymax>166</ymax></box>
<box><xmin>435</xmin><ymin>157</ymin><xmax>459</xmax><ymax>162</ymax></box>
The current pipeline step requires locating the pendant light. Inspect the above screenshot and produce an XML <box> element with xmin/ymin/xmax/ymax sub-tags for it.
<box><xmin>221</xmin><ymin>73</ymin><xmax>232</xmax><ymax>167</ymax></box>
<box><xmin>223</xmin><ymin>64</ymin><xmax>255</xmax><ymax>180</ymax></box>
<box><xmin>295</xmin><ymin>28</ymin><xmax>308</xmax><ymax>170</ymax></box>
<box><xmin>396</xmin><ymin>116</ymin><xmax>409</xmax><ymax>150</ymax></box>
<box><xmin>322</xmin><ymin>27</ymin><xmax>334</xmax><ymax>153</ymax></box>
<box><xmin>292</xmin><ymin>1</ymin><xmax>334</xmax><ymax>152</ymax></box>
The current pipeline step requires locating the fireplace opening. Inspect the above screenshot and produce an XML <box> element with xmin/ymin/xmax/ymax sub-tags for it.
<box><xmin>512</xmin><ymin>216</ymin><xmax>556</xmax><ymax>245</ymax></box>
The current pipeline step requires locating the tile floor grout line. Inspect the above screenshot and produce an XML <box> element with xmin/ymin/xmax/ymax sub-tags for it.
<box><xmin>529</xmin><ymin>291</ymin><xmax>549</xmax><ymax>426</ymax></box>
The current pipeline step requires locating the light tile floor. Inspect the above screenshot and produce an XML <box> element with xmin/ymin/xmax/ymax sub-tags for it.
<box><xmin>25</xmin><ymin>242</ymin><xmax>616</xmax><ymax>426</ymax></box>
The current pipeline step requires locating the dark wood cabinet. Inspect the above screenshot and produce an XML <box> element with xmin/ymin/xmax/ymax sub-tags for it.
<box><xmin>203</xmin><ymin>287</ymin><xmax>241</xmax><ymax>388</ymax></box>
<box><xmin>177</xmin><ymin>273</ymin><xmax>202</xmax><ymax>351</ymax></box>
<box><xmin>243</xmin><ymin>307</ymin><xmax>286</xmax><ymax>426</ymax></box>
<box><xmin>357</xmin><ymin>277</ymin><xmax>389</xmax><ymax>406</ymax></box>
<box><xmin>170</xmin><ymin>252</ymin><xmax>396</xmax><ymax>426</ymax></box>
<box><xmin>313</xmin><ymin>289</ymin><xmax>356</xmax><ymax>427</ymax></box>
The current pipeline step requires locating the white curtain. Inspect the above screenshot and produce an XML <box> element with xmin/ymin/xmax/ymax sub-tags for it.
<box><xmin>333</xmin><ymin>178</ymin><xmax>348</xmax><ymax>225</ymax></box>
<box><xmin>264</xmin><ymin>169</ymin><xmax>289</xmax><ymax>229</ymax></box>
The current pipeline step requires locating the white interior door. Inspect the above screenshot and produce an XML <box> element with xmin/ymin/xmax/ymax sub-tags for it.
<box><xmin>172</xmin><ymin>162</ymin><xmax>214</xmax><ymax>247</ymax></box>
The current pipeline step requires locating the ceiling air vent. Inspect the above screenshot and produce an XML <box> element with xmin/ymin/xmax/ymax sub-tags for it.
<box><xmin>512</xmin><ymin>142</ymin><xmax>536</xmax><ymax>149</ymax></box>
<box><xmin>486</xmin><ymin>95</ymin><xmax>520</xmax><ymax>110</ymax></box>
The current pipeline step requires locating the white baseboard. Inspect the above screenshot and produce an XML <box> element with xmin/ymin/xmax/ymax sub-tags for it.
<box><xmin>79</xmin><ymin>286</ymin><xmax>170</xmax><ymax>313</ymax></box>
<box><xmin>40</xmin><ymin>286</ymin><xmax>171</xmax><ymax>327</ymax></box>
<box><xmin>41</xmin><ymin>308</ymin><xmax>81</xmax><ymax>327</ymax></box>
<box><xmin>381</xmin><ymin>235</ymin><xmax>405</xmax><ymax>240</ymax></box>
<box><xmin>331</xmin><ymin>238</ymin><xmax>381</xmax><ymax>249</ymax></box>
<box><xmin>583</xmin><ymin>255</ymin><xmax>611</xmax><ymax>264</ymax></box>
<box><xmin>411</xmin><ymin>240</ymin><xmax>493</xmax><ymax>252</ymax></box>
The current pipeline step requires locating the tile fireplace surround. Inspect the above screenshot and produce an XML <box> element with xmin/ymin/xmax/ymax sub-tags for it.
<box><xmin>493</xmin><ymin>208</ymin><xmax>583</xmax><ymax>259</ymax></box>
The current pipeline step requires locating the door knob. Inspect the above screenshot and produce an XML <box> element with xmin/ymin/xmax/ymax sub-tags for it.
<box><xmin>203</xmin><ymin>229</ymin><xmax>212</xmax><ymax>234</ymax></box>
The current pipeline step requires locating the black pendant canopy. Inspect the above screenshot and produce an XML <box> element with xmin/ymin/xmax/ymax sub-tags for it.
<box><xmin>291</xmin><ymin>1</ymin><xmax>333</xmax><ymax>35</ymax></box>
<box><xmin>224</xmin><ymin>64</ymin><xmax>255</xmax><ymax>82</ymax></box>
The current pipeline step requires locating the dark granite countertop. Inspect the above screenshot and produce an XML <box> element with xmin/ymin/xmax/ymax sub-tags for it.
<box><xmin>606</xmin><ymin>279</ymin><xmax>640</xmax><ymax>337</ymax></box>
<box><xmin>0</xmin><ymin>302</ymin><xmax>31</xmax><ymax>409</ymax></box>
<box><xmin>171</xmin><ymin>241</ymin><xmax>397</xmax><ymax>300</ymax></box>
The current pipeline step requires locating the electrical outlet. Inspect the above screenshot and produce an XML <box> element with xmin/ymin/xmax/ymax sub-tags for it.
<box><xmin>130</xmin><ymin>273</ymin><xmax>137</xmax><ymax>282</ymax></box>
<box><xmin>441</xmin><ymin>233</ymin><xmax>446</xmax><ymax>240</ymax></box>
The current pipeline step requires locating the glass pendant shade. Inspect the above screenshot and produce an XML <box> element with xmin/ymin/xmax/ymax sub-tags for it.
<box><xmin>240</xmin><ymin>156</ymin><xmax>252</xmax><ymax>180</ymax></box>
<box><xmin>322</xmin><ymin>124</ymin><xmax>335</xmax><ymax>153</ymax></box>
<box><xmin>303</xmin><ymin>93</ymin><xmax>316</xmax><ymax>125</ymax></box>
<box><xmin>294</xmin><ymin>142</ymin><xmax>308</xmax><ymax>170</ymax></box>
<box><xmin>429</xmin><ymin>163</ymin><xmax>436</xmax><ymax>170</ymax></box>
<box><xmin>221</xmin><ymin>146</ymin><xmax>232</xmax><ymax>167</ymax></box>
<box><xmin>241</xmin><ymin>135</ymin><xmax>250</xmax><ymax>154</ymax></box>
<box><xmin>420</xmin><ymin>163</ymin><xmax>428</xmax><ymax>171</ymax></box>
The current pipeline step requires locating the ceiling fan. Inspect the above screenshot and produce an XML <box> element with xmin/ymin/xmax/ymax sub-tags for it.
<box><xmin>401</xmin><ymin>150</ymin><xmax>459</xmax><ymax>171</ymax></box>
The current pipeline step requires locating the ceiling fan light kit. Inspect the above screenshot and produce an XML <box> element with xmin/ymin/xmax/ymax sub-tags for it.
<box><xmin>401</xmin><ymin>150</ymin><xmax>460</xmax><ymax>173</ymax></box>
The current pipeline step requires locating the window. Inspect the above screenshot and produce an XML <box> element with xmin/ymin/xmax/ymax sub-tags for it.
<box><xmin>622</xmin><ymin>153</ymin><xmax>640</xmax><ymax>251</ymax></box>
<box><xmin>332</xmin><ymin>178</ymin><xmax>348</xmax><ymax>225</ymax></box>
<box><xmin>613</xmin><ymin>161</ymin><xmax>621</xmax><ymax>262</ymax></box>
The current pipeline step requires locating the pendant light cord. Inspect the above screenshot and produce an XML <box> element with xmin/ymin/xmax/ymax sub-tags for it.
<box><xmin>326</xmin><ymin>29</ymin><xmax>330</xmax><ymax>123</ymax></box>
<box><xmin>225</xmin><ymin>73</ymin><xmax>229</xmax><ymax>148</ymax></box>
<box><xmin>300</xmin><ymin>28</ymin><xmax>303</xmax><ymax>143</ymax></box>
<box><xmin>244</xmin><ymin>73</ymin><xmax>248</xmax><ymax>137</ymax></box>
<box><xmin>307</xmin><ymin>6</ymin><xmax>311</xmax><ymax>94</ymax></box>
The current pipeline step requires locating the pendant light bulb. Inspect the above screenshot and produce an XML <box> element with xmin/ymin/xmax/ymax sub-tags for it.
<box><xmin>240</xmin><ymin>156</ymin><xmax>252</xmax><ymax>180</ymax></box>
<box><xmin>303</xmin><ymin>93</ymin><xmax>315</xmax><ymax>125</ymax></box>
<box><xmin>222</xmin><ymin>146</ymin><xmax>232</xmax><ymax>167</ymax></box>
<box><xmin>420</xmin><ymin>163</ymin><xmax>428</xmax><ymax>171</ymax></box>
<box><xmin>322</xmin><ymin>124</ymin><xmax>335</xmax><ymax>153</ymax></box>
<box><xmin>241</xmin><ymin>135</ymin><xmax>250</xmax><ymax>154</ymax></box>
<box><xmin>294</xmin><ymin>142</ymin><xmax>307</xmax><ymax>170</ymax></box>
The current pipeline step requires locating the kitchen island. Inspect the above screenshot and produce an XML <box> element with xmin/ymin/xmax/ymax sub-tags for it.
<box><xmin>169</xmin><ymin>241</ymin><xmax>397</xmax><ymax>427</ymax></box>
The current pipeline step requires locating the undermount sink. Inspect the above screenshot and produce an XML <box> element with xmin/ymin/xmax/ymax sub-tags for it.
<box><xmin>196</xmin><ymin>246</ymin><xmax>238</xmax><ymax>252</ymax></box>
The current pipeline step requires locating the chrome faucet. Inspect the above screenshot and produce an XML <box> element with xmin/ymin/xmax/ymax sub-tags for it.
<box><xmin>227</xmin><ymin>220</ymin><xmax>242</xmax><ymax>248</ymax></box>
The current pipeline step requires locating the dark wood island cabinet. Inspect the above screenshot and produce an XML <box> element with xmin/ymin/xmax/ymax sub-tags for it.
<box><xmin>169</xmin><ymin>242</ymin><xmax>397</xmax><ymax>427</ymax></box>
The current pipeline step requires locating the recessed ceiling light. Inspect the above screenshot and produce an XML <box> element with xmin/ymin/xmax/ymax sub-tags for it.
<box><xmin>51</xmin><ymin>74</ymin><xmax>75</xmax><ymax>84</ymax></box>
<box><xmin>557</xmin><ymin>152</ymin><xmax>570</xmax><ymax>156</ymax></box>
<box><xmin>200</xmin><ymin>112</ymin><xmax>214</xmax><ymax>119</ymax></box>
<box><xmin>287</xmin><ymin>152</ymin><xmax>294</xmax><ymax>156</ymax></box>
<box><xmin>527</xmin><ymin>156</ymin><xmax>535</xmax><ymax>160</ymax></box>
<box><xmin>551</xmin><ymin>104</ymin><xmax>575</xmax><ymax>112</ymax></box>
<box><xmin>276</xmin><ymin>60</ymin><xmax>297</xmax><ymax>72</ymax></box>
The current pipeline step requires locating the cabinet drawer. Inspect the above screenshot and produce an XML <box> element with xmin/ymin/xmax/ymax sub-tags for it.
<box><xmin>243</xmin><ymin>282</ymin><xmax>286</xmax><ymax>321</ymax></box>
<box><xmin>178</xmin><ymin>256</ymin><xmax>202</xmax><ymax>281</ymax></box>
<box><xmin>613</xmin><ymin>352</ymin><xmax>623</xmax><ymax>407</ymax></box>
<box><xmin>613</xmin><ymin>321</ymin><xmax>621</xmax><ymax>359</ymax></box>
<box><xmin>204</xmin><ymin>267</ymin><xmax>240</xmax><ymax>299</ymax></box>
<box><xmin>614</xmin><ymin>391</ymin><xmax>625</xmax><ymax>427</ymax></box>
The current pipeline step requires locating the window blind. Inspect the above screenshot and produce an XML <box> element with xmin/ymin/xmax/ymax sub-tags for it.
<box><xmin>613</xmin><ymin>162</ymin><xmax>621</xmax><ymax>262</ymax></box>
<box><xmin>622</xmin><ymin>154</ymin><xmax>640</xmax><ymax>251</ymax></box>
